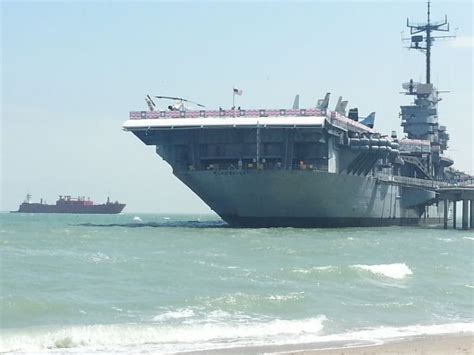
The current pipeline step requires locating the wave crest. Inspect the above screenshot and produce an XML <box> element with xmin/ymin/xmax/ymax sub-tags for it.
<box><xmin>152</xmin><ymin>308</ymin><xmax>195</xmax><ymax>322</ymax></box>
<box><xmin>351</xmin><ymin>263</ymin><xmax>413</xmax><ymax>279</ymax></box>
<box><xmin>1</xmin><ymin>316</ymin><xmax>327</xmax><ymax>353</ymax></box>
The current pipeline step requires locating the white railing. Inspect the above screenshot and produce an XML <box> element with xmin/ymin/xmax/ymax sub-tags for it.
<box><xmin>375</xmin><ymin>174</ymin><xmax>449</xmax><ymax>189</ymax></box>
<box><xmin>129</xmin><ymin>108</ymin><xmax>324</xmax><ymax>120</ymax></box>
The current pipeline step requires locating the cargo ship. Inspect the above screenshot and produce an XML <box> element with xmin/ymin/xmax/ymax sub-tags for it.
<box><xmin>123</xmin><ymin>2</ymin><xmax>472</xmax><ymax>227</ymax></box>
<box><xmin>14</xmin><ymin>194</ymin><xmax>126</xmax><ymax>214</ymax></box>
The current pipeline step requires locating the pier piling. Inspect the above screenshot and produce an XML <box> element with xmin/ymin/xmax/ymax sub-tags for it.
<box><xmin>437</xmin><ymin>187</ymin><xmax>474</xmax><ymax>231</ymax></box>
<box><xmin>471</xmin><ymin>200</ymin><xmax>474</xmax><ymax>229</ymax></box>
<box><xmin>462</xmin><ymin>200</ymin><xmax>469</xmax><ymax>230</ymax></box>
<box><xmin>443</xmin><ymin>199</ymin><xmax>448</xmax><ymax>229</ymax></box>
<box><xmin>453</xmin><ymin>201</ymin><xmax>457</xmax><ymax>229</ymax></box>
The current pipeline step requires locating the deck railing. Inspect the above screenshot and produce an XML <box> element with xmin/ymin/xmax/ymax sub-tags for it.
<box><xmin>128</xmin><ymin>108</ymin><xmax>378</xmax><ymax>134</ymax></box>
<box><xmin>375</xmin><ymin>174</ymin><xmax>452</xmax><ymax>189</ymax></box>
<box><xmin>129</xmin><ymin>108</ymin><xmax>325</xmax><ymax>120</ymax></box>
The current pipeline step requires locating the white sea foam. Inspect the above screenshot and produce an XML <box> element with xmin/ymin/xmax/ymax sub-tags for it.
<box><xmin>292</xmin><ymin>268</ymin><xmax>311</xmax><ymax>274</ymax></box>
<box><xmin>321</xmin><ymin>322</ymin><xmax>474</xmax><ymax>344</ymax></box>
<box><xmin>152</xmin><ymin>308</ymin><xmax>195</xmax><ymax>322</ymax></box>
<box><xmin>88</xmin><ymin>252</ymin><xmax>111</xmax><ymax>264</ymax></box>
<box><xmin>2</xmin><ymin>319</ymin><xmax>473</xmax><ymax>354</ymax></box>
<box><xmin>437</xmin><ymin>237</ymin><xmax>455</xmax><ymax>242</ymax></box>
<box><xmin>360</xmin><ymin>302</ymin><xmax>414</xmax><ymax>308</ymax></box>
<box><xmin>292</xmin><ymin>265</ymin><xmax>336</xmax><ymax>274</ymax></box>
<box><xmin>463</xmin><ymin>237</ymin><xmax>474</xmax><ymax>241</ymax></box>
<box><xmin>351</xmin><ymin>263</ymin><xmax>413</xmax><ymax>279</ymax></box>
<box><xmin>133</xmin><ymin>216</ymin><xmax>143</xmax><ymax>223</ymax></box>
<box><xmin>0</xmin><ymin>316</ymin><xmax>327</xmax><ymax>353</ymax></box>
<box><xmin>267</xmin><ymin>292</ymin><xmax>305</xmax><ymax>301</ymax></box>
<box><xmin>314</xmin><ymin>266</ymin><xmax>336</xmax><ymax>271</ymax></box>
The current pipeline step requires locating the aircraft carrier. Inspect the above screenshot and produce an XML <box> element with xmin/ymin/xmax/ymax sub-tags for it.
<box><xmin>123</xmin><ymin>3</ymin><xmax>472</xmax><ymax>227</ymax></box>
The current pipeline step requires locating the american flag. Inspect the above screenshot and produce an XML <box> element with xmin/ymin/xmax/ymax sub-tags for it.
<box><xmin>233</xmin><ymin>88</ymin><xmax>243</xmax><ymax>96</ymax></box>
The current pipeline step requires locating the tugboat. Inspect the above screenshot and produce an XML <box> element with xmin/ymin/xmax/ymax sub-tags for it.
<box><xmin>14</xmin><ymin>194</ymin><xmax>126</xmax><ymax>214</ymax></box>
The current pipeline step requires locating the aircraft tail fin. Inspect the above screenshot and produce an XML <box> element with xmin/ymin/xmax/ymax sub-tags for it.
<box><xmin>292</xmin><ymin>94</ymin><xmax>300</xmax><ymax>110</ymax></box>
<box><xmin>348</xmin><ymin>108</ymin><xmax>359</xmax><ymax>121</ymax></box>
<box><xmin>360</xmin><ymin>112</ymin><xmax>376</xmax><ymax>128</ymax></box>
<box><xmin>334</xmin><ymin>96</ymin><xmax>348</xmax><ymax>115</ymax></box>
<box><xmin>316</xmin><ymin>92</ymin><xmax>330</xmax><ymax>110</ymax></box>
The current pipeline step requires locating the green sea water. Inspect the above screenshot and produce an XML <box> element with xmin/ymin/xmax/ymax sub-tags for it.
<box><xmin>1</xmin><ymin>212</ymin><xmax>473</xmax><ymax>353</ymax></box>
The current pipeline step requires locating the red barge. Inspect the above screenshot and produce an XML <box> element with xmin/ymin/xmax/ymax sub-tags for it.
<box><xmin>14</xmin><ymin>194</ymin><xmax>125</xmax><ymax>214</ymax></box>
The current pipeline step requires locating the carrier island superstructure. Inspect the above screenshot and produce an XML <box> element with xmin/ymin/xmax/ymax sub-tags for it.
<box><xmin>123</xmin><ymin>3</ymin><xmax>472</xmax><ymax>227</ymax></box>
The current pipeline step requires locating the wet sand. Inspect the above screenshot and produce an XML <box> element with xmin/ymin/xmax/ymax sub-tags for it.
<box><xmin>286</xmin><ymin>334</ymin><xmax>474</xmax><ymax>354</ymax></box>
<box><xmin>184</xmin><ymin>333</ymin><xmax>473</xmax><ymax>354</ymax></box>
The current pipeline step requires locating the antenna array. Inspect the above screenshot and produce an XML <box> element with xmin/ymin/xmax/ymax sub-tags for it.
<box><xmin>405</xmin><ymin>1</ymin><xmax>454</xmax><ymax>84</ymax></box>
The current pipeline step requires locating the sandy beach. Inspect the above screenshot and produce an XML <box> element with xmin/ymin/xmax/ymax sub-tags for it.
<box><xmin>287</xmin><ymin>334</ymin><xmax>474</xmax><ymax>354</ymax></box>
<box><xmin>184</xmin><ymin>333</ymin><xmax>474</xmax><ymax>354</ymax></box>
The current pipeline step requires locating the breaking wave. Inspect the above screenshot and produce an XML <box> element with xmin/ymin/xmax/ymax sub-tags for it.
<box><xmin>132</xmin><ymin>216</ymin><xmax>143</xmax><ymax>223</ymax></box>
<box><xmin>2</xmin><ymin>319</ymin><xmax>473</xmax><ymax>353</ymax></box>
<box><xmin>0</xmin><ymin>316</ymin><xmax>327</xmax><ymax>353</ymax></box>
<box><xmin>351</xmin><ymin>263</ymin><xmax>413</xmax><ymax>279</ymax></box>
<box><xmin>291</xmin><ymin>264</ymin><xmax>415</xmax><ymax>280</ymax></box>
<box><xmin>152</xmin><ymin>308</ymin><xmax>195</xmax><ymax>322</ymax></box>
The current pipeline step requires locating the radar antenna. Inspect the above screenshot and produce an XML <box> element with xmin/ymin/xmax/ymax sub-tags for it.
<box><xmin>404</xmin><ymin>0</ymin><xmax>455</xmax><ymax>84</ymax></box>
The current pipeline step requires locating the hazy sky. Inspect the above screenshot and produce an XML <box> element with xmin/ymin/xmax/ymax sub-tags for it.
<box><xmin>1</xmin><ymin>1</ymin><xmax>473</xmax><ymax>213</ymax></box>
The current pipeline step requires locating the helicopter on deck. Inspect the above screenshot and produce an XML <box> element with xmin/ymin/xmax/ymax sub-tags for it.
<box><xmin>144</xmin><ymin>95</ymin><xmax>205</xmax><ymax>112</ymax></box>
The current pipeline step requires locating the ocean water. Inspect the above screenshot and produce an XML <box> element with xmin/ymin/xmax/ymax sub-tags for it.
<box><xmin>1</xmin><ymin>212</ymin><xmax>473</xmax><ymax>353</ymax></box>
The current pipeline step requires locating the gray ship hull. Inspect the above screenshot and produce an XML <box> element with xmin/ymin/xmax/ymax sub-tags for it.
<box><xmin>176</xmin><ymin>170</ymin><xmax>444</xmax><ymax>227</ymax></box>
<box><xmin>123</xmin><ymin>2</ymin><xmax>470</xmax><ymax>228</ymax></box>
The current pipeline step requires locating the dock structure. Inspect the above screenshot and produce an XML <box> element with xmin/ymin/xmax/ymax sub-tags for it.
<box><xmin>437</xmin><ymin>186</ymin><xmax>474</xmax><ymax>230</ymax></box>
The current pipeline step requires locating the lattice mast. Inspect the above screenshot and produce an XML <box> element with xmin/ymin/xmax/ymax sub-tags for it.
<box><xmin>406</xmin><ymin>1</ymin><xmax>451</xmax><ymax>84</ymax></box>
